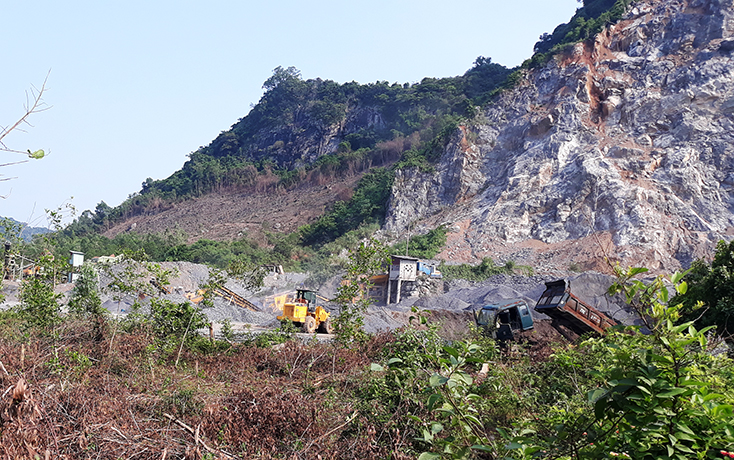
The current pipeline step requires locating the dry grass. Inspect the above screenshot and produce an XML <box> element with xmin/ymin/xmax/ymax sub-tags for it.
<box><xmin>0</xmin><ymin>317</ymin><xmax>396</xmax><ymax>460</ymax></box>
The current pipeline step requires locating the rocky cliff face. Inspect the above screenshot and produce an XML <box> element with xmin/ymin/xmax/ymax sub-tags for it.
<box><xmin>240</xmin><ymin>105</ymin><xmax>387</xmax><ymax>167</ymax></box>
<box><xmin>385</xmin><ymin>0</ymin><xmax>734</xmax><ymax>272</ymax></box>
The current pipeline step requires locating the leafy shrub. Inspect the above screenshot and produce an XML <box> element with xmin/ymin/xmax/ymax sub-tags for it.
<box><xmin>150</xmin><ymin>298</ymin><xmax>208</xmax><ymax>339</ymax></box>
<box><xmin>530</xmin><ymin>0</ymin><xmax>633</xmax><ymax>65</ymax></box>
<box><xmin>673</xmin><ymin>239</ymin><xmax>734</xmax><ymax>338</ymax></box>
<box><xmin>391</xmin><ymin>225</ymin><xmax>448</xmax><ymax>259</ymax></box>
<box><xmin>17</xmin><ymin>254</ymin><xmax>63</xmax><ymax>328</ymax></box>
<box><xmin>68</xmin><ymin>263</ymin><xmax>103</xmax><ymax>317</ymax></box>
<box><xmin>333</xmin><ymin>239</ymin><xmax>390</xmax><ymax>345</ymax></box>
<box><xmin>300</xmin><ymin>168</ymin><xmax>394</xmax><ymax>246</ymax></box>
<box><xmin>439</xmin><ymin>257</ymin><xmax>514</xmax><ymax>282</ymax></box>
<box><xmin>504</xmin><ymin>267</ymin><xmax>734</xmax><ymax>459</ymax></box>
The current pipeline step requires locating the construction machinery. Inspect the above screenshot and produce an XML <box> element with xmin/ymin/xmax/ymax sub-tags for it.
<box><xmin>474</xmin><ymin>279</ymin><xmax>619</xmax><ymax>342</ymax></box>
<box><xmin>150</xmin><ymin>279</ymin><xmax>171</xmax><ymax>295</ymax></box>
<box><xmin>185</xmin><ymin>286</ymin><xmax>260</xmax><ymax>312</ymax></box>
<box><xmin>474</xmin><ymin>299</ymin><xmax>535</xmax><ymax>341</ymax></box>
<box><xmin>534</xmin><ymin>279</ymin><xmax>617</xmax><ymax>337</ymax></box>
<box><xmin>277</xmin><ymin>289</ymin><xmax>332</xmax><ymax>334</ymax></box>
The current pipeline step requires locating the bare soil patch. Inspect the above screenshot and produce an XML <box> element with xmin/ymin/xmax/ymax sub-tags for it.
<box><xmin>103</xmin><ymin>175</ymin><xmax>362</xmax><ymax>244</ymax></box>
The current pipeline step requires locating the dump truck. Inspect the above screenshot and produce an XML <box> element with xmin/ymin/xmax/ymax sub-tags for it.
<box><xmin>473</xmin><ymin>299</ymin><xmax>534</xmax><ymax>341</ymax></box>
<box><xmin>534</xmin><ymin>279</ymin><xmax>617</xmax><ymax>336</ymax></box>
<box><xmin>277</xmin><ymin>289</ymin><xmax>333</xmax><ymax>334</ymax></box>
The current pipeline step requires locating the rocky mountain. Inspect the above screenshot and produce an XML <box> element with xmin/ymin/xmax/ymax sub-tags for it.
<box><xmin>384</xmin><ymin>0</ymin><xmax>734</xmax><ymax>272</ymax></box>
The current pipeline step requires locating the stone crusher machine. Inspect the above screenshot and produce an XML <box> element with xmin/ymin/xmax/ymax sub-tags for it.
<box><xmin>534</xmin><ymin>279</ymin><xmax>618</xmax><ymax>337</ymax></box>
<box><xmin>277</xmin><ymin>289</ymin><xmax>333</xmax><ymax>334</ymax></box>
<box><xmin>185</xmin><ymin>286</ymin><xmax>260</xmax><ymax>312</ymax></box>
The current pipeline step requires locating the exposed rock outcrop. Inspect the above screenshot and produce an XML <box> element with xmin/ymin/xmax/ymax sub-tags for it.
<box><xmin>385</xmin><ymin>0</ymin><xmax>734</xmax><ymax>272</ymax></box>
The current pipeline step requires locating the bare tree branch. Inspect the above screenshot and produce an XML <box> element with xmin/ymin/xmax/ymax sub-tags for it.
<box><xmin>0</xmin><ymin>72</ymin><xmax>51</xmax><ymax>157</ymax></box>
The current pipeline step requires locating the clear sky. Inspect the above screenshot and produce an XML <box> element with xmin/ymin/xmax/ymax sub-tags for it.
<box><xmin>1</xmin><ymin>0</ymin><xmax>578</xmax><ymax>227</ymax></box>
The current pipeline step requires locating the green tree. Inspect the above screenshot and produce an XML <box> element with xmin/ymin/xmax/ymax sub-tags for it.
<box><xmin>674</xmin><ymin>239</ymin><xmax>734</xmax><ymax>337</ymax></box>
<box><xmin>18</xmin><ymin>253</ymin><xmax>62</xmax><ymax>327</ymax></box>
<box><xmin>332</xmin><ymin>238</ymin><xmax>389</xmax><ymax>344</ymax></box>
<box><xmin>68</xmin><ymin>263</ymin><xmax>103</xmax><ymax>317</ymax></box>
<box><xmin>68</xmin><ymin>263</ymin><xmax>106</xmax><ymax>340</ymax></box>
<box><xmin>150</xmin><ymin>298</ymin><xmax>208</xmax><ymax>339</ymax></box>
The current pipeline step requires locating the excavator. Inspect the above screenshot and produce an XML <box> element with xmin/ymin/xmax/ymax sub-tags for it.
<box><xmin>277</xmin><ymin>289</ymin><xmax>333</xmax><ymax>334</ymax></box>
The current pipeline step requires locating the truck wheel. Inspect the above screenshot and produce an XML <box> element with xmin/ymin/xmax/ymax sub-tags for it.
<box><xmin>318</xmin><ymin>317</ymin><xmax>333</xmax><ymax>334</ymax></box>
<box><xmin>302</xmin><ymin>316</ymin><xmax>317</xmax><ymax>333</ymax></box>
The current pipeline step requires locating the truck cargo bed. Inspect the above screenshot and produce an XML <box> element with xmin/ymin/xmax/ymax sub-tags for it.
<box><xmin>535</xmin><ymin>280</ymin><xmax>617</xmax><ymax>336</ymax></box>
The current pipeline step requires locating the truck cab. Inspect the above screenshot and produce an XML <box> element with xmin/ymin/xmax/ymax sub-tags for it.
<box><xmin>474</xmin><ymin>299</ymin><xmax>534</xmax><ymax>340</ymax></box>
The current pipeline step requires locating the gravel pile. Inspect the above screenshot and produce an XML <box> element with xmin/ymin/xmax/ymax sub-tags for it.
<box><xmin>1</xmin><ymin>261</ymin><xmax>637</xmax><ymax>332</ymax></box>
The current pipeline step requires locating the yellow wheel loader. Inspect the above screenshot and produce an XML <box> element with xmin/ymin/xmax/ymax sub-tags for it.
<box><xmin>277</xmin><ymin>289</ymin><xmax>333</xmax><ymax>334</ymax></box>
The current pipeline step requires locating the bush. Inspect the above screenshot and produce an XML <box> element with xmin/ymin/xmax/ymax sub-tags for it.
<box><xmin>67</xmin><ymin>263</ymin><xmax>103</xmax><ymax>318</ymax></box>
<box><xmin>674</xmin><ymin>239</ymin><xmax>734</xmax><ymax>338</ymax></box>
<box><xmin>391</xmin><ymin>225</ymin><xmax>448</xmax><ymax>259</ymax></box>
<box><xmin>150</xmin><ymin>298</ymin><xmax>208</xmax><ymax>339</ymax></box>
<box><xmin>440</xmin><ymin>257</ymin><xmax>514</xmax><ymax>282</ymax></box>
<box><xmin>300</xmin><ymin>168</ymin><xmax>395</xmax><ymax>246</ymax></box>
<box><xmin>504</xmin><ymin>267</ymin><xmax>734</xmax><ymax>459</ymax></box>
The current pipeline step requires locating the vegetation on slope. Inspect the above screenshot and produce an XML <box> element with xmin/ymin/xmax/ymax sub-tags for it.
<box><xmin>104</xmin><ymin>61</ymin><xmax>512</xmax><ymax>223</ymax></box>
<box><xmin>527</xmin><ymin>0</ymin><xmax>634</xmax><ymax>68</ymax></box>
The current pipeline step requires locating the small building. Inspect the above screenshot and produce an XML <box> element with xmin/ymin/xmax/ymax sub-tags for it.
<box><xmin>69</xmin><ymin>251</ymin><xmax>85</xmax><ymax>267</ymax></box>
<box><xmin>386</xmin><ymin>255</ymin><xmax>418</xmax><ymax>304</ymax></box>
<box><xmin>68</xmin><ymin>251</ymin><xmax>85</xmax><ymax>283</ymax></box>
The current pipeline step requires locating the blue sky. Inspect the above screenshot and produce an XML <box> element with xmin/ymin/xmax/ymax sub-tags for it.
<box><xmin>1</xmin><ymin>0</ymin><xmax>578</xmax><ymax>226</ymax></box>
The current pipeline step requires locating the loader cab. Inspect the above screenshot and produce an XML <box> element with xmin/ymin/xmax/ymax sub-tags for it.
<box><xmin>295</xmin><ymin>289</ymin><xmax>317</xmax><ymax>308</ymax></box>
<box><xmin>474</xmin><ymin>299</ymin><xmax>534</xmax><ymax>340</ymax></box>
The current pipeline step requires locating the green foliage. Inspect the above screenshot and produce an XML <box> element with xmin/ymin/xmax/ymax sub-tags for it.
<box><xmin>56</xmin><ymin>59</ymin><xmax>515</xmax><ymax>235</ymax></box>
<box><xmin>39</xmin><ymin>226</ymin><xmax>293</xmax><ymax>273</ymax></box>
<box><xmin>150</xmin><ymin>298</ymin><xmax>209</xmax><ymax>339</ymax></box>
<box><xmin>240</xmin><ymin>326</ymin><xmax>294</xmax><ymax>348</ymax></box>
<box><xmin>300</xmin><ymin>168</ymin><xmax>395</xmax><ymax>247</ymax></box>
<box><xmin>49</xmin><ymin>348</ymin><xmax>93</xmax><ymax>381</ymax></box>
<box><xmin>68</xmin><ymin>263</ymin><xmax>103</xmax><ymax>317</ymax></box>
<box><xmin>363</xmin><ymin>311</ymin><xmax>503</xmax><ymax>458</ymax></box>
<box><xmin>0</xmin><ymin>217</ymin><xmax>25</xmax><ymax>248</ymax></box>
<box><xmin>219</xmin><ymin>318</ymin><xmax>234</xmax><ymax>340</ymax></box>
<box><xmin>440</xmin><ymin>257</ymin><xmax>518</xmax><ymax>282</ymax></box>
<box><xmin>394</xmin><ymin>114</ymin><xmax>462</xmax><ymax>173</ymax></box>
<box><xmin>673</xmin><ymin>239</ymin><xmax>734</xmax><ymax>338</ymax></box>
<box><xmin>162</xmin><ymin>388</ymin><xmax>203</xmax><ymax>418</ymax></box>
<box><xmin>17</xmin><ymin>254</ymin><xmax>62</xmax><ymax>328</ymax></box>
<box><xmin>300</xmin><ymin>223</ymin><xmax>380</xmax><ymax>287</ymax></box>
<box><xmin>227</xmin><ymin>259</ymin><xmax>268</xmax><ymax>292</ymax></box>
<box><xmin>19</xmin><ymin>276</ymin><xmax>61</xmax><ymax>328</ymax></box>
<box><xmin>462</xmin><ymin>56</ymin><xmax>515</xmax><ymax>105</ymax></box>
<box><xmin>197</xmin><ymin>268</ymin><xmax>228</xmax><ymax>309</ymax></box>
<box><xmin>530</xmin><ymin>0</ymin><xmax>633</xmax><ymax>66</ymax></box>
<box><xmin>391</xmin><ymin>225</ymin><xmax>448</xmax><ymax>259</ymax></box>
<box><xmin>333</xmin><ymin>238</ymin><xmax>390</xmax><ymax>345</ymax></box>
<box><xmin>99</xmin><ymin>253</ymin><xmax>151</xmax><ymax>312</ymax></box>
<box><xmin>505</xmin><ymin>266</ymin><xmax>734</xmax><ymax>459</ymax></box>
